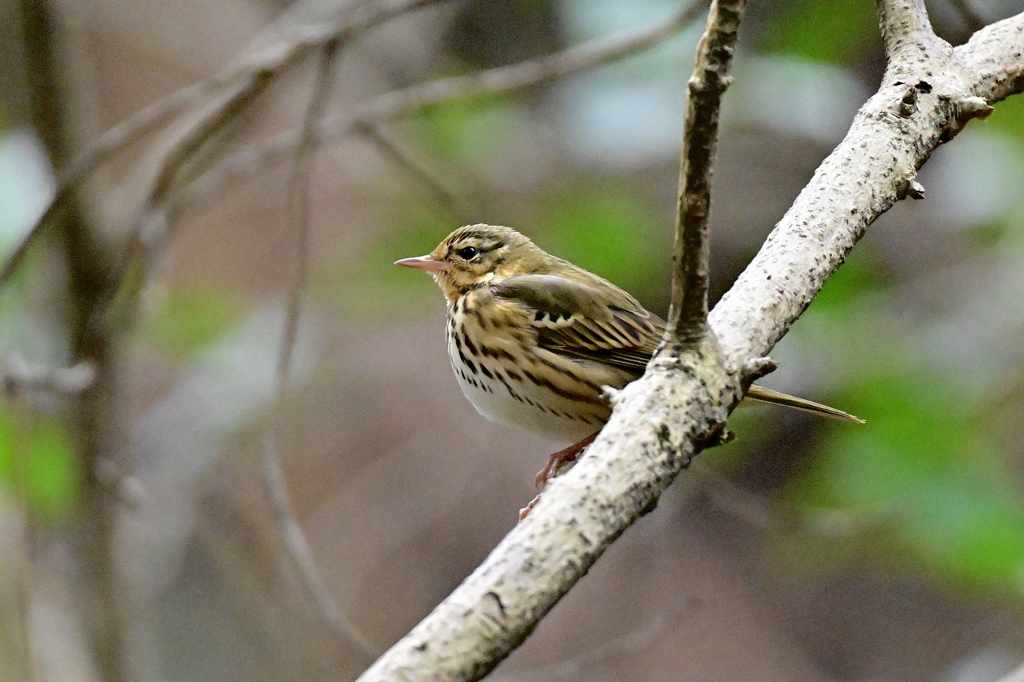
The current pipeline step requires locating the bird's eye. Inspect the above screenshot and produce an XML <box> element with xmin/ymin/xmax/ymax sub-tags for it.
<box><xmin>455</xmin><ymin>246</ymin><xmax>479</xmax><ymax>260</ymax></box>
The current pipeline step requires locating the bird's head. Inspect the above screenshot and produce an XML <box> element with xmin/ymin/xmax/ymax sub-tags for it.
<box><xmin>396</xmin><ymin>224</ymin><xmax>550</xmax><ymax>302</ymax></box>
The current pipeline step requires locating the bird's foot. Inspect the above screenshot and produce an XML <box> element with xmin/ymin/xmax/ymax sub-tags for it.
<box><xmin>533</xmin><ymin>431</ymin><xmax>599</xmax><ymax>490</ymax></box>
<box><xmin>518</xmin><ymin>494</ymin><xmax>541</xmax><ymax>521</ymax></box>
<box><xmin>520</xmin><ymin>432</ymin><xmax>600</xmax><ymax>521</ymax></box>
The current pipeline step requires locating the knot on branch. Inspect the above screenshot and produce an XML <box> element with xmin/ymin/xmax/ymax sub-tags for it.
<box><xmin>897</xmin><ymin>178</ymin><xmax>926</xmax><ymax>200</ymax></box>
<box><xmin>938</xmin><ymin>93</ymin><xmax>994</xmax><ymax>141</ymax></box>
<box><xmin>956</xmin><ymin>95</ymin><xmax>995</xmax><ymax>122</ymax></box>
<box><xmin>743</xmin><ymin>356</ymin><xmax>778</xmax><ymax>382</ymax></box>
<box><xmin>688</xmin><ymin>71</ymin><xmax>734</xmax><ymax>95</ymax></box>
<box><xmin>890</xmin><ymin>79</ymin><xmax>934</xmax><ymax>120</ymax></box>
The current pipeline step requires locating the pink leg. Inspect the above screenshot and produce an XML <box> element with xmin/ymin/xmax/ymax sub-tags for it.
<box><xmin>533</xmin><ymin>431</ymin><xmax>600</xmax><ymax>489</ymax></box>
<box><xmin>520</xmin><ymin>431</ymin><xmax>601</xmax><ymax>521</ymax></box>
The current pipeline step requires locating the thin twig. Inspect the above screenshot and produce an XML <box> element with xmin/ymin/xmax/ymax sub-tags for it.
<box><xmin>353</xmin><ymin>0</ymin><xmax>708</xmax><ymax>122</ymax></box>
<box><xmin>667</xmin><ymin>0</ymin><xmax>747</xmax><ymax>343</ymax></box>
<box><xmin>167</xmin><ymin>0</ymin><xmax>708</xmax><ymax>219</ymax></box>
<box><xmin>78</xmin><ymin>72</ymin><xmax>277</xmax><ymax>350</ymax></box>
<box><xmin>0</xmin><ymin>0</ymin><xmax>448</xmax><ymax>292</ymax></box>
<box><xmin>356</xmin><ymin>122</ymin><xmax>475</xmax><ymax>222</ymax></box>
<box><xmin>0</xmin><ymin>80</ymin><xmax>216</xmax><ymax>290</ymax></box>
<box><xmin>258</xmin><ymin>38</ymin><xmax>376</xmax><ymax>657</ymax></box>
<box><xmin>1</xmin><ymin>357</ymin><xmax>96</xmax><ymax>397</ymax></box>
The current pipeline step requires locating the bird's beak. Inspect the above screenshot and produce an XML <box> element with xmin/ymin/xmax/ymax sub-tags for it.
<box><xmin>395</xmin><ymin>255</ymin><xmax>449</xmax><ymax>272</ymax></box>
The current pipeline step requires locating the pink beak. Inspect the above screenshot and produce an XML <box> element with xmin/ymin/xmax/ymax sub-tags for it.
<box><xmin>395</xmin><ymin>255</ymin><xmax>448</xmax><ymax>272</ymax></box>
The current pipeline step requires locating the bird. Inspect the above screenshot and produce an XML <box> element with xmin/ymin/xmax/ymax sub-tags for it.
<box><xmin>396</xmin><ymin>224</ymin><xmax>862</xmax><ymax>493</ymax></box>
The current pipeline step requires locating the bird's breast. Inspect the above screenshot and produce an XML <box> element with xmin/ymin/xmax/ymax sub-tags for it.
<box><xmin>445</xmin><ymin>294</ymin><xmax>609</xmax><ymax>444</ymax></box>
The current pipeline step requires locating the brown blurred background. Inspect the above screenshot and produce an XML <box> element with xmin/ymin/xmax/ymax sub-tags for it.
<box><xmin>1</xmin><ymin>0</ymin><xmax>1024</xmax><ymax>680</ymax></box>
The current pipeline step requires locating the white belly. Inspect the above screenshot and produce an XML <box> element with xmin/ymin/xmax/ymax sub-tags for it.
<box><xmin>453</xmin><ymin>361</ymin><xmax>601</xmax><ymax>443</ymax></box>
<box><xmin>445</xmin><ymin>308</ymin><xmax>610</xmax><ymax>444</ymax></box>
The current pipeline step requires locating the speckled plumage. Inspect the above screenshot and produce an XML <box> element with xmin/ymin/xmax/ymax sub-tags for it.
<box><xmin>397</xmin><ymin>224</ymin><xmax>861</xmax><ymax>446</ymax></box>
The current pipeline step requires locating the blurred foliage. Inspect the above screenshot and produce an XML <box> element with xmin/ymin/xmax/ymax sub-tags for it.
<box><xmin>142</xmin><ymin>283</ymin><xmax>244</xmax><ymax>358</ymax></box>
<box><xmin>0</xmin><ymin>406</ymin><xmax>78</xmax><ymax>521</ymax></box>
<box><xmin>414</xmin><ymin>97</ymin><xmax>528</xmax><ymax>167</ymax></box>
<box><xmin>764</xmin><ymin>0</ymin><xmax>880</xmax><ymax>64</ymax></box>
<box><xmin>986</xmin><ymin>92</ymin><xmax>1024</xmax><ymax>140</ymax></box>
<box><xmin>783</xmin><ymin>248</ymin><xmax>1024</xmax><ymax>597</ymax></box>
<box><xmin>538</xmin><ymin>182</ymin><xmax>668</xmax><ymax>302</ymax></box>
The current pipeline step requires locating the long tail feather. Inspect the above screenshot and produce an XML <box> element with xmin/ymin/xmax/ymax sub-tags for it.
<box><xmin>744</xmin><ymin>385</ymin><xmax>864</xmax><ymax>424</ymax></box>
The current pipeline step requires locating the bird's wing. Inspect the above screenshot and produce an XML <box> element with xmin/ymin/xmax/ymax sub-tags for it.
<box><xmin>492</xmin><ymin>274</ymin><xmax>665</xmax><ymax>373</ymax></box>
<box><xmin>492</xmin><ymin>277</ymin><xmax>864</xmax><ymax>423</ymax></box>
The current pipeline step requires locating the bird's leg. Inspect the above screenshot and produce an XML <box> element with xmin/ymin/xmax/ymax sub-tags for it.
<box><xmin>534</xmin><ymin>431</ymin><xmax>599</xmax><ymax>490</ymax></box>
<box><xmin>520</xmin><ymin>432</ymin><xmax>600</xmax><ymax>521</ymax></box>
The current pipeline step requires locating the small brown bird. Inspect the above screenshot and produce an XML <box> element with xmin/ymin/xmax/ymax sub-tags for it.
<box><xmin>397</xmin><ymin>224</ymin><xmax>861</xmax><ymax>488</ymax></box>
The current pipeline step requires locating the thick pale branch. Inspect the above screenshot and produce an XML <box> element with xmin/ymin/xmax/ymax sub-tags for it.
<box><xmin>877</xmin><ymin>0</ymin><xmax>935</xmax><ymax>58</ymax></box>
<box><xmin>955</xmin><ymin>13</ymin><xmax>1024</xmax><ymax>103</ymax></box>
<box><xmin>357</xmin><ymin>8</ymin><xmax>1024</xmax><ymax>681</ymax></box>
<box><xmin>668</xmin><ymin>0</ymin><xmax>746</xmax><ymax>342</ymax></box>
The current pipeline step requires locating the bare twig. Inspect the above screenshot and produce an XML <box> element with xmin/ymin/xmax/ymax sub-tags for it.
<box><xmin>954</xmin><ymin>13</ymin><xmax>1024</xmax><ymax>103</ymax></box>
<box><xmin>0</xmin><ymin>0</ymin><xmax>448</xmax><ymax>292</ymax></box>
<box><xmin>0</xmin><ymin>79</ymin><xmax>216</xmax><ymax>290</ymax></box>
<box><xmin>668</xmin><ymin>0</ymin><xmax>746</xmax><ymax>343</ymax></box>
<box><xmin>258</xmin><ymin>38</ymin><xmax>377</xmax><ymax>657</ymax></box>
<box><xmin>76</xmin><ymin>72</ymin><xmax>277</xmax><ymax>355</ymax></box>
<box><xmin>355</xmin><ymin>7</ymin><xmax>1024</xmax><ymax>680</ymax></box>
<box><xmin>353</xmin><ymin>0</ymin><xmax>708</xmax><ymax>122</ymax></box>
<box><xmin>1</xmin><ymin>358</ymin><xmax>96</xmax><ymax>397</ymax></box>
<box><xmin>878</xmin><ymin>0</ymin><xmax>933</xmax><ymax>49</ymax></box>
<box><xmin>18</xmin><ymin>0</ymin><xmax>133</xmax><ymax>679</ymax></box>
<box><xmin>167</xmin><ymin>0</ymin><xmax>708</xmax><ymax>219</ymax></box>
<box><xmin>356</xmin><ymin>122</ymin><xmax>474</xmax><ymax>222</ymax></box>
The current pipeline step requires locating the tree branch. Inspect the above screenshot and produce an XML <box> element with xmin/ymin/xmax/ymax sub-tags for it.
<box><xmin>258</xmin><ymin>37</ymin><xmax>377</xmax><ymax>656</ymax></box>
<box><xmin>877</xmin><ymin>0</ymin><xmax>935</xmax><ymax>58</ymax></box>
<box><xmin>355</xmin><ymin>8</ymin><xmax>1024</xmax><ymax>681</ymax></box>
<box><xmin>356</xmin><ymin>122</ymin><xmax>474</xmax><ymax>222</ymax></box>
<box><xmin>955</xmin><ymin>13</ymin><xmax>1024</xmax><ymax>102</ymax></box>
<box><xmin>668</xmin><ymin>0</ymin><xmax>746</xmax><ymax>343</ymax></box>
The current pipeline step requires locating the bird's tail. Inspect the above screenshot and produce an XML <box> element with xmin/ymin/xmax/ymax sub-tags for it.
<box><xmin>744</xmin><ymin>385</ymin><xmax>864</xmax><ymax>423</ymax></box>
